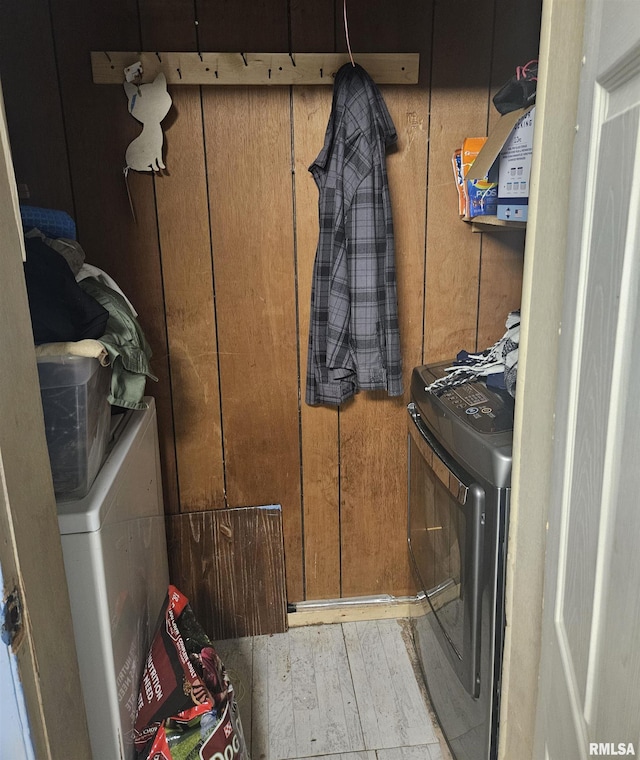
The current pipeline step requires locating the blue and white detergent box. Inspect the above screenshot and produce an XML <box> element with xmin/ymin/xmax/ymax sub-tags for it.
<box><xmin>467</xmin><ymin>170</ymin><xmax>498</xmax><ymax>218</ymax></box>
<box><xmin>497</xmin><ymin>107</ymin><xmax>535</xmax><ymax>221</ymax></box>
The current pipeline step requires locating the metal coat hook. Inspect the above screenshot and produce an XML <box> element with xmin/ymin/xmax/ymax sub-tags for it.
<box><xmin>177</xmin><ymin>67</ymin><xmax>182</xmax><ymax>79</ymax></box>
<box><xmin>320</xmin><ymin>68</ymin><xmax>323</xmax><ymax>78</ymax></box>
<box><xmin>289</xmin><ymin>52</ymin><xmax>296</xmax><ymax>67</ymax></box>
<box><xmin>240</xmin><ymin>52</ymin><xmax>248</xmax><ymax>66</ymax></box>
<box><xmin>195</xmin><ymin>19</ymin><xmax>203</xmax><ymax>61</ymax></box>
<box><xmin>155</xmin><ymin>52</ymin><xmax>162</xmax><ymax>63</ymax></box>
<box><xmin>105</xmin><ymin>51</ymin><xmax>112</xmax><ymax>63</ymax></box>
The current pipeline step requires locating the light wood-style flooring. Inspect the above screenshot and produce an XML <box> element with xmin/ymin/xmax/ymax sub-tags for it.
<box><xmin>215</xmin><ymin>619</ymin><xmax>452</xmax><ymax>760</ymax></box>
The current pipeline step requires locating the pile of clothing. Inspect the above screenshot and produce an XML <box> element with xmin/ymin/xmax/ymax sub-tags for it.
<box><xmin>425</xmin><ymin>311</ymin><xmax>520</xmax><ymax>398</ymax></box>
<box><xmin>22</xmin><ymin>210</ymin><xmax>155</xmax><ymax>410</ymax></box>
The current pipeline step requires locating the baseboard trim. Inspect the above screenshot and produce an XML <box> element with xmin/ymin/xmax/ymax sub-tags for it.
<box><xmin>287</xmin><ymin>593</ymin><xmax>430</xmax><ymax>627</ymax></box>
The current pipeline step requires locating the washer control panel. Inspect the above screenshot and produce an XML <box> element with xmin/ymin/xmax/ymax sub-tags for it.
<box><xmin>413</xmin><ymin>364</ymin><xmax>514</xmax><ymax>435</ymax></box>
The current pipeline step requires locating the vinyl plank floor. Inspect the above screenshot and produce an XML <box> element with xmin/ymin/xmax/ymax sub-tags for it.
<box><xmin>343</xmin><ymin>620</ymin><xmax>438</xmax><ymax>749</ymax></box>
<box><xmin>374</xmin><ymin>620</ymin><xmax>438</xmax><ymax>747</ymax></box>
<box><xmin>214</xmin><ymin>619</ymin><xmax>450</xmax><ymax>760</ymax></box>
<box><xmin>214</xmin><ymin>634</ymin><xmax>254</xmax><ymax>747</ymax></box>
<box><xmin>307</xmin><ymin>754</ymin><xmax>377</xmax><ymax>760</ymax></box>
<box><xmin>377</xmin><ymin>746</ymin><xmax>445</xmax><ymax>760</ymax></box>
<box><xmin>306</xmin><ymin>754</ymin><xmax>376</xmax><ymax>760</ymax></box>
<box><xmin>291</xmin><ymin>625</ymin><xmax>365</xmax><ymax>757</ymax></box>
<box><xmin>264</xmin><ymin>631</ymin><xmax>298</xmax><ymax>759</ymax></box>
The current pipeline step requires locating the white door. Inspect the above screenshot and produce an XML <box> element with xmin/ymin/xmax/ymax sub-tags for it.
<box><xmin>0</xmin><ymin>79</ymin><xmax>93</xmax><ymax>758</ymax></box>
<box><xmin>0</xmin><ymin>560</ymin><xmax>35</xmax><ymax>760</ymax></box>
<box><xmin>534</xmin><ymin>0</ymin><xmax>640</xmax><ymax>757</ymax></box>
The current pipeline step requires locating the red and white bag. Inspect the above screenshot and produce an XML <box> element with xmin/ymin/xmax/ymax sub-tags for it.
<box><xmin>133</xmin><ymin>586</ymin><xmax>248</xmax><ymax>760</ymax></box>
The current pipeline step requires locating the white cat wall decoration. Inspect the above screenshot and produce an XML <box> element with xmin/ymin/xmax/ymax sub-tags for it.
<box><xmin>123</xmin><ymin>72</ymin><xmax>172</xmax><ymax>174</ymax></box>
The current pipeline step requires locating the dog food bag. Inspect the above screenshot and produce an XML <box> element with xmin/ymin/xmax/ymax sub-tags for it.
<box><xmin>133</xmin><ymin>586</ymin><xmax>248</xmax><ymax>760</ymax></box>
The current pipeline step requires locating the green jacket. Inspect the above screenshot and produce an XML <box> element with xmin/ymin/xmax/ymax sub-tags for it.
<box><xmin>79</xmin><ymin>278</ymin><xmax>157</xmax><ymax>410</ymax></box>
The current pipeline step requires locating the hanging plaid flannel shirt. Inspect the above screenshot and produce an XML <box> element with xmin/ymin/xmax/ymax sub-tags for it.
<box><xmin>305</xmin><ymin>63</ymin><xmax>403</xmax><ymax>406</ymax></box>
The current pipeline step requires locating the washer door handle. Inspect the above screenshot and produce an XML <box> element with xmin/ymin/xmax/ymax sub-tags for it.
<box><xmin>408</xmin><ymin>403</ymin><xmax>469</xmax><ymax>504</ymax></box>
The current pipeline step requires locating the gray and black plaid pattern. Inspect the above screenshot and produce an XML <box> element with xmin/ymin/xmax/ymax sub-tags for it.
<box><xmin>306</xmin><ymin>64</ymin><xmax>403</xmax><ymax>406</ymax></box>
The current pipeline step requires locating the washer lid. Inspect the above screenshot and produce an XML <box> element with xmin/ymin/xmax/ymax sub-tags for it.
<box><xmin>56</xmin><ymin>399</ymin><xmax>154</xmax><ymax>535</ymax></box>
<box><xmin>410</xmin><ymin>364</ymin><xmax>514</xmax><ymax>488</ymax></box>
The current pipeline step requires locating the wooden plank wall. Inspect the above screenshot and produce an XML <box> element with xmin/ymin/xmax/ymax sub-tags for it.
<box><xmin>0</xmin><ymin>0</ymin><xmax>541</xmax><ymax>617</ymax></box>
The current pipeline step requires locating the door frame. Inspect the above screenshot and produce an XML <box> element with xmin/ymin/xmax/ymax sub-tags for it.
<box><xmin>497</xmin><ymin>0</ymin><xmax>587</xmax><ymax>758</ymax></box>
<box><xmin>0</xmin><ymin>78</ymin><xmax>92</xmax><ymax>759</ymax></box>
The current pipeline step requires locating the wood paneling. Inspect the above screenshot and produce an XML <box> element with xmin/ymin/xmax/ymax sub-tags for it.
<box><xmin>293</xmin><ymin>87</ymin><xmax>341</xmax><ymax>599</ymax></box>
<box><xmin>475</xmin><ymin>0</ymin><xmax>542</xmax><ymax>350</ymax></box>
<box><xmin>477</xmin><ymin>229</ymin><xmax>526</xmax><ymax>348</ymax></box>
<box><xmin>196</xmin><ymin>1</ymin><xmax>303</xmax><ymax>604</ymax></box>
<box><xmin>139</xmin><ymin>0</ymin><xmax>225</xmax><ymax>512</ymax></box>
<box><xmin>291</xmin><ymin>1</ymin><xmax>339</xmax><ymax>600</ymax></box>
<box><xmin>153</xmin><ymin>89</ymin><xmax>226</xmax><ymax>511</ymax></box>
<box><xmin>202</xmin><ymin>85</ymin><xmax>303</xmax><ymax>602</ymax></box>
<box><xmin>291</xmin><ymin>0</ymin><xmax>336</xmax><ymax>51</ymax></box>
<box><xmin>489</xmin><ymin>0</ymin><xmax>543</xmax><ymax>125</ymax></box>
<box><xmin>337</xmin><ymin>0</ymin><xmax>432</xmax><ymax>597</ymax></box>
<box><xmin>424</xmin><ymin>0</ymin><xmax>496</xmax><ymax>362</ymax></box>
<box><xmin>291</xmin><ymin>0</ymin><xmax>433</xmax><ymax>598</ymax></box>
<box><xmin>167</xmin><ymin>506</ymin><xmax>288</xmax><ymax>639</ymax></box>
<box><xmin>197</xmin><ymin>0</ymin><xmax>289</xmax><ymax>52</ymax></box>
<box><xmin>139</xmin><ymin>0</ymin><xmax>196</xmax><ymax>51</ymax></box>
<box><xmin>0</xmin><ymin>0</ymin><xmax>538</xmax><ymax>617</ymax></box>
<box><xmin>48</xmin><ymin>0</ymin><xmax>180</xmax><ymax>512</ymax></box>
<box><xmin>0</xmin><ymin>0</ymin><xmax>73</xmax><ymax>212</ymax></box>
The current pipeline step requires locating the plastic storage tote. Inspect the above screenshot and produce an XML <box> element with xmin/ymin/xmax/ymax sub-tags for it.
<box><xmin>36</xmin><ymin>355</ymin><xmax>111</xmax><ymax>501</ymax></box>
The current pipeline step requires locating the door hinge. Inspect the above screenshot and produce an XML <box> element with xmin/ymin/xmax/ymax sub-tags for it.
<box><xmin>2</xmin><ymin>588</ymin><xmax>23</xmax><ymax>648</ymax></box>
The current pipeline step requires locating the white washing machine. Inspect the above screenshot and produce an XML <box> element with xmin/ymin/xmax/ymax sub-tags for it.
<box><xmin>56</xmin><ymin>397</ymin><xmax>170</xmax><ymax>760</ymax></box>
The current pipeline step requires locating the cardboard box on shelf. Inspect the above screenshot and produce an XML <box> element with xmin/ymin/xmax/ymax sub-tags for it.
<box><xmin>466</xmin><ymin>105</ymin><xmax>535</xmax><ymax>224</ymax></box>
<box><xmin>496</xmin><ymin>106</ymin><xmax>535</xmax><ymax>221</ymax></box>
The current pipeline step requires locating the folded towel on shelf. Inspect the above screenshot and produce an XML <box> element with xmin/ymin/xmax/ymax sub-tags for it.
<box><xmin>34</xmin><ymin>338</ymin><xmax>109</xmax><ymax>366</ymax></box>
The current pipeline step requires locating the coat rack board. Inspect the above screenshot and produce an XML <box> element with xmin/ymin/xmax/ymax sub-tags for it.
<box><xmin>91</xmin><ymin>52</ymin><xmax>420</xmax><ymax>86</ymax></box>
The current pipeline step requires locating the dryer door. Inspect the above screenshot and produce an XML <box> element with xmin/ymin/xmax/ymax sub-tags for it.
<box><xmin>408</xmin><ymin>403</ymin><xmax>485</xmax><ymax>698</ymax></box>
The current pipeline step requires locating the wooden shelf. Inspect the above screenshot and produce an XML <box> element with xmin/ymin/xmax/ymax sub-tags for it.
<box><xmin>463</xmin><ymin>215</ymin><xmax>527</xmax><ymax>233</ymax></box>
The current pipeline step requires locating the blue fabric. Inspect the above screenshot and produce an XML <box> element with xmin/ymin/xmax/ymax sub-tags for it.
<box><xmin>20</xmin><ymin>205</ymin><xmax>76</xmax><ymax>240</ymax></box>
